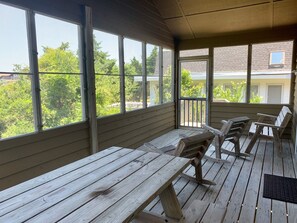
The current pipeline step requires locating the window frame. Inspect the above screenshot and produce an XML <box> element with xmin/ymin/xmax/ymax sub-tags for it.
<box><xmin>269</xmin><ymin>51</ymin><xmax>285</xmax><ymax>67</ymax></box>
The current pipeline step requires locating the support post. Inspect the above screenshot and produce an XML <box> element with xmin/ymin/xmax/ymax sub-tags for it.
<box><xmin>246</xmin><ymin>44</ymin><xmax>252</xmax><ymax>103</ymax></box>
<box><xmin>208</xmin><ymin>47</ymin><xmax>214</xmax><ymax>125</ymax></box>
<box><xmin>26</xmin><ymin>10</ymin><xmax>43</xmax><ymax>132</ymax></box>
<box><xmin>159</xmin><ymin>47</ymin><xmax>163</xmax><ymax>104</ymax></box>
<box><xmin>82</xmin><ymin>6</ymin><xmax>98</xmax><ymax>154</ymax></box>
<box><xmin>119</xmin><ymin>36</ymin><xmax>126</xmax><ymax>113</ymax></box>
<box><xmin>142</xmin><ymin>42</ymin><xmax>147</xmax><ymax>108</ymax></box>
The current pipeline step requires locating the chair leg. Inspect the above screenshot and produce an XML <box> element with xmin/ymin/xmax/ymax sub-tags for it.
<box><xmin>214</xmin><ymin>137</ymin><xmax>222</xmax><ymax>159</ymax></box>
<box><xmin>220</xmin><ymin>140</ymin><xmax>250</xmax><ymax>158</ymax></box>
<box><xmin>194</xmin><ymin>163</ymin><xmax>216</xmax><ymax>185</ymax></box>
<box><xmin>181</xmin><ymin>162</ymin><xmax>216</xmax><ymax>185</ymax></box>
<box><xmin>245</xmin><ymin>126</ymin><xmax>264</xmax><ymax>154</ymax></box>
<box><xmin>204</xmin><ymin>154</ymin><xmax>230</xmax><ymax>163</ymax></box>
<box><xmin>272</xmin><ymin>128</ymin><xmax>282</xmax><ymax>153</ymax></box>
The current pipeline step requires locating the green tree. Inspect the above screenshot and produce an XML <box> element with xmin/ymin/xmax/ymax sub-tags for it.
<box><xmin>0</xmin><ymin>74</ymin><xmax>34</xmax><ymax>138</ymax></box>
<box><xmin>38</xmin><ymin>42</ymin><xmax>82</xmax><ymax>128</ymax></box>
<box><xmin>181</xmin><ymin>69</ymin><xmax>205</xmax><ymax>98</ymax></box>
<box><xmin>147</xmin><ymin>46</ymin><xmax>158</xmax><ymax>75</ymax></box>
<box><xmin>213</xmin><ymin>81</ymin><xmax>262</xmax><ymax>103</ymax></box>
<box><xmin>93</xmin><ymin>38</ymin><xmax>121</xmax><ymax>116</ymax></box>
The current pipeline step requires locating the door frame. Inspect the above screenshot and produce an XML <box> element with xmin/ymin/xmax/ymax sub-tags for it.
<box><xmin>177</xmin><ymin>56</ymin><xmax>210</xmax><ymax>127</ymax></box>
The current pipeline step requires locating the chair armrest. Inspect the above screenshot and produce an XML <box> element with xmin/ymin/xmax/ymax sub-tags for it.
<box><xmin>203</xmin><ymin>124</ymin><xmax>223</xmax><ymax>136</ymax></box>
<box><xmin>254</xmin><ymin>122</ymin><xmax>284</xmax><ymax>129</ymax></box>
<box><xmin>221</xmin><ymin>120</ymin><xmax>227</xmax><ymax>124</ymax></box>
<box><xmin>257</xmin><ymin>113</ymin><xmax>277</xmax><ymax>119</ymax></box>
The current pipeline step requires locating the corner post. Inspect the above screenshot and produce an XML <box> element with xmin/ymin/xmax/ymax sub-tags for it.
<box><xmin>82</xmin><ymin>6</ymin><xmax>98</xmax><ymax>154</ymax></box>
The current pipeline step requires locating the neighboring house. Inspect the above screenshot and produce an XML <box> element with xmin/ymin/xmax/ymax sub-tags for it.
<box><xmin>144</xmin><ymin>41</ymin><xmax>293</xmax><ymax>105</ymax></box>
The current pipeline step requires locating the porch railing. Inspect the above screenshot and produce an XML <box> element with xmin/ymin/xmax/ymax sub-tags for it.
<box><xmin>179</xmin><ymin>97</ymin><xmax>206</xmax><ymax>127</ymax></box>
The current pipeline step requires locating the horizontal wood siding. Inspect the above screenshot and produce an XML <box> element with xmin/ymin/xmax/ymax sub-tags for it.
<box><xmin>97</xmin><ymin>103</ymin><xmax>176</xmax><ymax>150</ymax></box>
<box><xmin>0</xmin><ymin>122</ymin><xmax>90</xmax><ymax>190</ymax></box>
<box><xmin>210</xmin><ymin>103</ymin><xmax>293</xmax><ymax>138</ymax></box>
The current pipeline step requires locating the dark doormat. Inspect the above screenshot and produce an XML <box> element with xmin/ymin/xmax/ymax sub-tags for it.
<box><xmin>263</xmin><ymin>174</ymin><xmax>297</xmax><ymax>204</ymax></box>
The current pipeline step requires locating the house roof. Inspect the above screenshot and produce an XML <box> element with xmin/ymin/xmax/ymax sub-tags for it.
<box><xmin>156</xmin><ymin>40</ymin><xmax>293</xmax><ymax>74</ymax></box>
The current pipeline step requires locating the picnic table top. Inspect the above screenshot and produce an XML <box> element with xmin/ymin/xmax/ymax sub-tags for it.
<box><xmin>0</xmin><ymin>146</ymin><xmax>190</xmax><ymax>223</ymax></box>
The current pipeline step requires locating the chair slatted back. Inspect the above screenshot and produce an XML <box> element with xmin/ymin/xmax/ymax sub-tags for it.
<box><xmin>221</xmin><ymin>116</ymin><xmax>250</xmax><ymax>142</ymax></box>
<box><xmin>174</xmin><ymin>132</ymin><xmax>215</xmax><ymax>159</ymax></box>
<box><xmin>275</xmin><ymin>106</ymin><xmax>292</xmax><ymax>137</ymax></box>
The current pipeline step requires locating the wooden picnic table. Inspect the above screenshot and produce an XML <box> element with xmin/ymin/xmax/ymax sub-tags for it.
<box><xmin>0</xmin><ymin>146</ymin><xmax>190</xmax><ymax>223</ymax></box>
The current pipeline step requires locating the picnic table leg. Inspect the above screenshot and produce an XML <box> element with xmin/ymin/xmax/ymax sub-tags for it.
<box><xmin>245</xmin><ymin>125</ymin><xmax>264</xmax><ymax>154</ymax></box>
<box><xmin>159</xmin><ymin>183</ymin><xmax>184</xmax><ymax>221</ymax></box>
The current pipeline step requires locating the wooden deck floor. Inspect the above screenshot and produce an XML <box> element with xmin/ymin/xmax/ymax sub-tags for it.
<box><xmin>137</xmin><ymin>129</ymin><xmax>297</xmax><ymax>223</ymax></box>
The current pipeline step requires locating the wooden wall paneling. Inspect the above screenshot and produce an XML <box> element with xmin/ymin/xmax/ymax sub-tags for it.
<box><xmin>0</xmin><ymin>149</ymin><xmax>89</xmax><ymax>190</ymax></box>
<box><xmin>0</xmin><ymin>122</ymin><xmax>90</xmax><ymax>190</ymax></box>
<box><xmin>97</xmin><ymin>103</ymin><xmax>176</xmax><ymax>150</ymax></box>
<box><xmin>0</xmin><ymin>122</ymin><xmax>88</xmax><ymax>151</ymax></box>
<box><xmin>99</xmin><ymin>120</ymin><xmax>174</xmax><ymax>150</ymax></box>
<box><xmin>99</xmin><ymin>112</ymin><xmax>173</xmax><ymax>143</ymax></box>
<box><xmin>0</xmin><ymin>139</ymin><xmax>89</xmax><ymax>179</ymax></box>
<box><xmin>0</xmin><ymin>129</ymin><xmax>89</xmax><ymax>165</ymax></box>
<box><xmin>98</xmin><ymin>103</ymin><xmax>174</xmax><ymax>133</ymax></box>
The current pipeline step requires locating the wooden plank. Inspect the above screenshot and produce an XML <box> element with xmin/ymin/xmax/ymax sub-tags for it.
<box><xmin>129</xmin><ymin>126</ymin><xmax>175</xmax><ymax>149</ymax></box>
<box><xmin>208</xmin><ymin>137</ymin><xmax>251</xmax><ymax>206</ymax></box>
<box><xmin>133</xmin><ymin>211</ymin><xmax>179</xmax><ymax>223</ymax></box>
<box><xmin>0</xmin><ymin>139</ymin><xmax>90</xmax><ymax>178</ymax></box>
<box><xmin>254</xmin><ymin>139</ymin><xmax>273</xmax><ymax>223</ymax></box>
<box><xmin>99</xmin><ymin>119</ymin><xmax>175</xmax><ymax>149</ymax></box>
<box><xmin>0</xmin><ymin>148</ymin><xmax>136</xmax><ymax>216</ymax></box>
<box><xmin>0</xmin><ymin>147</ymin><xmax>120</xmax><ymax>202</ymax></box>
<box><xmin>238</xmin><ymin>138</ymin><xmax>266</xmax><ymax>222</ymax></box>
<box><xmin>271</xmin><ymin>139</ymin><xmax>287</xmax><ymax>223</ymax></box>
<box><xmin>200</xmin><ymin>202</ymin><xmax>227</xmax><ymax>223</ymax></box>
<box><xmin>99</xmin><ymin>111</ymin><xmax>174</xmax><ymax>142</ymax></box>
<box><xmin>222</xmin><ymin>139</ymin><xmax>259</xmax><ymax>222</ymax></box>
<box><xmin>89</xmin><ymin>157</ymin><xmax>190</xmax><ymax>223</ymax></box>
<box><xmin>57</xmin><ymin>154</ymin><xmax>177</xmax><ymax>223</ymax></box>
<box><xmin>13</xmin><ymin>152</ymin><xmax>160</xmax><ymax>223</ymax></box>
<box><xmin>0</xmin><ymin>130</ymin><xmax>89</xmax><ymax>165</ymax></box>
<box><xmin>183</xmin><ymin>200</ymin><xmax>209</xmax><ymax>222</ymax></box>
<box><xmin>0</xmin><ymin>148</ymin><xmax>90</xmax><ymax>190</ymax></box>
<box><xmin>0</xmin><ymin>122</ymin><xmax>88</xmax><ymax>152</ymax></box>
<box><xmin>282</xmin><ymin>139</ymin><xmax>297</xmax><ymax>223</ymax></box>
<box><xmin>97</xmin><ymin>103</ymin><xmax>174</xmax><ymax>127</ymax></box>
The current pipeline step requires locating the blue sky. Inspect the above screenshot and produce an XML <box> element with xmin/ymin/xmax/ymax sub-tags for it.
<box><xmin>0</xmin><ymin>2</ymin><xmax>147</xmax><ymax>72</ymax></box>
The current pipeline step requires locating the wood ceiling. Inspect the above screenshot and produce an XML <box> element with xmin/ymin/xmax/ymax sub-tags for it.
<box><xmin>152</xmin><ymin>0</ymin><xmax>297</xmax><ymax>40</ymax></box>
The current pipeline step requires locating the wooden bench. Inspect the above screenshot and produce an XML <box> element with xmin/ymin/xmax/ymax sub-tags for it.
<box><xmin>0</xmin><ymin>147</ymin><xmax>190</xmax><ymax>222</ymax></box>
<box><xmin>245</xmin><ymin>106</ymin><xmax>292</xmax><ymax>154</ymax></box>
